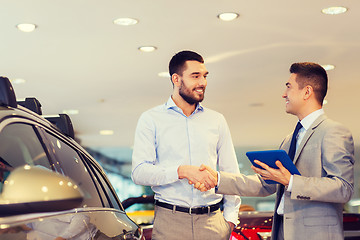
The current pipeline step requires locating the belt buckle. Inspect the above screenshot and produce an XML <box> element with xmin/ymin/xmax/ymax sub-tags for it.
<box><xmin>189</xmin><ymin>206</ymin><xmax>210</xmax><ymax>215</ymax></box>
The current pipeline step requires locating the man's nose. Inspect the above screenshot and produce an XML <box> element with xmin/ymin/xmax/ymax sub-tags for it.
<box><xmin>199</xmin><ymin>76</ymin><xmax>207</xmax><ymax>86</ymax></box>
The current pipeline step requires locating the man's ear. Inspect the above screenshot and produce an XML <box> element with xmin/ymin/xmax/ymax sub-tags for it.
<box><xmin>303</xmin><ymin>85</ymin><xmax>313</xmax><ymax>100</ymax></box>
<box><xmin>172</xmin><ymin>73</ymin><xmax>181</xmax><ymax>87</ymax></box>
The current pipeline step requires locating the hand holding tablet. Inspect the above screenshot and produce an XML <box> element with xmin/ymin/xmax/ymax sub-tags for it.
<box><xmin>246</xmin><ymin>150</ymin><xmax>301</xmax><ymax>184</ymax></box>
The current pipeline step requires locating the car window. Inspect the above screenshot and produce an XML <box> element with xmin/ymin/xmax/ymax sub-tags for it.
<box><xmin>82</xmin><ymin>153</ymin><xmax>123</xmax><ymax>210</ymax></box>
<box><xmin>0</xmin><ymin>123</ymin><xmax>52</xmax><ymax>191</ymax></box>
<box><xmin>0</xmin><ymin>123</ymin><xmax>51</xmax><ymax>168</ymax></box>
<box><xmin>42</xmin><ymin>131</ymin><xmax>104</xmax><ymax>208</ymax></box>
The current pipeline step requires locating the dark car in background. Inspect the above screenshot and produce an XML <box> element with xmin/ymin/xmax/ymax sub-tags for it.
<box><xmin>0</xmin><ymin>77</ymin><xmax>143</xmax><ymax>239</ymax></box>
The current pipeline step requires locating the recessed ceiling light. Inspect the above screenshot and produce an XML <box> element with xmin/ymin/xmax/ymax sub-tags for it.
<box><xmin>138</xmin><ymin>46</ymin><xmax>157</xmax><ymax>52</ymax></box>
<box><xmin>43</xmin><ymin>114</ymin><xmax>60</xmax><ymax>118</ymax></box>
<box><xmin>217</xmin><ymin>12</ymin><xmax>239</xmax><ymax>21</ymax></box>
<box><xmin>10</xmin><ymin>78</ymin><xmax>26</xmax><ymax>84</ymax></box>
<box><xmin>16</xmin><ymin>23</ymin><xmax>37</xmax><ymax>32</ymax></box>
<box><xmin>321</xmin><ymin>64</ymin><xmax>335</xmax><ymax>71</ymax></box>
<box><xmin>158</xmin><ymin>72</ymin><xmax>170</xmax><ymax>78</ymax></box>
<box><xmin>100</xmin><ymin>130</ymin><xmax>114</xmax><ymax>135</ymax></box>
<box><xmin>321</xmin><ymin>7</ymin><xmax>347</xmax><ymax>15</ymax></box>
<box><xmin>113</xmin><ymin>18</ymin><xmax>138</xmax><ymax>26</ymax></box>
<box><xmin>62</xmin><ymin>109</ymin><xmax>79</xmax><ymax>115</ymax></box>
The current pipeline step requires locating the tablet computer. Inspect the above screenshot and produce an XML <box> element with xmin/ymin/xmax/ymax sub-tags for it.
<box><xmin>246</xmin><ymin>149</ymin><xmax>301</xmax><ymax>184</ymax></box>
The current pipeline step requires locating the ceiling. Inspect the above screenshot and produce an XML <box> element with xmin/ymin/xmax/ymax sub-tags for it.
<box><xmin>1</xmin><ymin>1</ymin><xmax>360</xmax><ymax>156</ymax></box>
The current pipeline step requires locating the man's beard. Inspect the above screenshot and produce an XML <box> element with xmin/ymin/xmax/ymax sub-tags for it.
<box><xmin>179</xmin><ymin>80</ymin><xmax>205</xmax><ymax>105</ymax></box>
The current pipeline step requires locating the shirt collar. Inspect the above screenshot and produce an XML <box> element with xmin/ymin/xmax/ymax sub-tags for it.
<box><xmin>165</xmin><ymin>96</ymin><xmax>204</xmax><ymax>115</ymax></box>
<box><xmin>165</xmin><ymin>96</ymin><xmax>177</xmax><ymax>109</ymax></box>
<box><xmin>300</xmin><ymin>108</ymin><xmax>324</xmax><ymax>131</ymax></box>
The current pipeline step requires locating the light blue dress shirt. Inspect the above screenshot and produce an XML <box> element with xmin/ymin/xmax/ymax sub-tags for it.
<box><xmin>132</xmin><ymin>97</ymin><xmax>241</xmax><ymax>223</ymax></box>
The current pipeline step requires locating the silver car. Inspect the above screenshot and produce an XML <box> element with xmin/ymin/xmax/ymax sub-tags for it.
<box><xmin>0</xmin><ymin>76</ymin><xmax>143</xmax><ymax>240</ymax></box>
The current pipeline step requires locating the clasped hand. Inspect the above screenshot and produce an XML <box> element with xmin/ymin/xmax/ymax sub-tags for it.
<box><xmin>184</xmin><ymin>164</ymin><xmax>217</xmax><ymax>192</ymax></box>
<box><xmin>178</xmin><ymin>165</ymin><xmax>217</xmax><ymax>191</ymax></box>
<box><xmin>188</xmin><ymin>159</ymin><xmax>291</xmax><ymax>192</ymax></box>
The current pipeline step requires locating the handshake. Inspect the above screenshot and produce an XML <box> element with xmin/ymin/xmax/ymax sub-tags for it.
<box><xmin>178</xmin><ymin>159</ymin><xmax>291</xmax><ymax>192</ymax></box>
<box><xmin>178</xmin><ymin>164</ymin><xmax>218</xmax><ymax>192</ymax></box>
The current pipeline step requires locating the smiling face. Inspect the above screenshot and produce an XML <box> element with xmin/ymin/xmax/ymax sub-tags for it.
<box><xmin>282</xmin><ymin>73</ymin><xmax>307</xmax><ymax>118</ymax></box>
<box><xmin>177</xmin><ymin>60</ymin><xmax>208</xmax><ymax>105</ymax></box>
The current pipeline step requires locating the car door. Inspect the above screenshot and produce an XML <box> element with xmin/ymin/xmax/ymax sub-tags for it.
<box><xmin>0</xmin><ymin>119</ymin><xmax>143</xmax><ymax>240</ymax></box>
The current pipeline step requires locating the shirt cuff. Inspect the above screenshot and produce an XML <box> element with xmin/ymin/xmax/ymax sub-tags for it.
<box><xmin>223</xmin><ymin>210</ymin><xmax>239</xmax><ymax>226</ymax></box>
<box><xmin>169</xmin><ymin>165</ymin><xmax>181</xmax><ymax>183</ymax></box>
<box><xmin>215</xmin><ymin>171</ymin><xmax>220</xmax><ymax>192</ymax></box>
<box><xmin>286</xmin><ymin>175</ymin><xmax>294</xmax><ymax>192</ymax></box>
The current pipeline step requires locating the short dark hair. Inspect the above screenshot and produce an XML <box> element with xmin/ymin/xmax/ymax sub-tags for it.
<box><xmin>169</xmin><ymin>50</ymin><xmax>204</xmax><ymax>79</ymax></box>
<box><xmin>290</xmin><ymin>62</ymin><xmax>328</xmax><ymax>105</ymax></box>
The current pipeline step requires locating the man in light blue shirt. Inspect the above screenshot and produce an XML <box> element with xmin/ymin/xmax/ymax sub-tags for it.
<box><xmin>132</xmin><ymin>50</ymin><xmax>241</xmax><ymax>240</ymax></box>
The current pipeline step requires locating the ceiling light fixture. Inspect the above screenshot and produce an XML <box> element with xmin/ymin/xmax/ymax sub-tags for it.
<box><xmin>62</xmin><ymin>109</ymin><xmax>79</xmax><ymax>115</ymax></box>
<box><xmin>10</xmin><ymin>78</ymin><xmax>26</xmax><ymax>84</ymax></box>
<box><xmin>113</xmin><ymin>17</ymin><xmax>138</xmax><ymax>26</ymax></box>
<box><xmin>138</xmin><ymin>46</ymin><xmax>157</xmax><ymax>52</ymax></box>
<box><xmin>321</xmin><ymin>64</ymin><xmax>335</xmax><ymax>71</ymax></box>
<box><xmin>321</xmin><ymin>7</ymin><xmax>347</xmax><ymax>15</ymax></box>
<box><xmin>100</xmin><ymin>130</ymin><xmax>114</xmax><ymax>135</ymax></box>
<box><xmin>217</xmin><ymin>12</ymin><xmax>239</xmax><ymax>21</ymax></box>
<box><xmin>158</xmin><ymin>72</ymin><xmax>170</xmax><ymax>78</ymax></box>
<box><xmin>16</xmin><ymin>23</ymin><xmax>37</xmax><ymax>32</ymax></box>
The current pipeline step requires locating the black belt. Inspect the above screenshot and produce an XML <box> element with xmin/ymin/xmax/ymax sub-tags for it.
<box><xmin>155</xmin><ymin>200</ymin><xmax>220</xmax><ymax>215</ymax></box>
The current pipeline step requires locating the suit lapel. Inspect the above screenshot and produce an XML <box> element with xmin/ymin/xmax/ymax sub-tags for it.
<box><xmin>293</xmin><ymin>114</ymin><xmax>327</xmax><ymax>164</ymax></box>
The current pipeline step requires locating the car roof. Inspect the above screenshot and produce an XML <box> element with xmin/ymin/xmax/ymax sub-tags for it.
<box><xmin>0</xmin><ymin>76</ymin><xmax>103</xmax><ymax>173</ymax></box>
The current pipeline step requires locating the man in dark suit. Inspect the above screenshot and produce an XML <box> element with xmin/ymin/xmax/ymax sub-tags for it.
<box><xmin>195</xmin><ymin>62</ymin><xmax>355</xmax><ymax>240</ymax></box>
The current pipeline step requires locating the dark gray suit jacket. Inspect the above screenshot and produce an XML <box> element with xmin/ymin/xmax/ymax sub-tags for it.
<box><xmin>217</xmin><ymin>115</ymin><xmax>354</xmax><ymax>240</ymax></box>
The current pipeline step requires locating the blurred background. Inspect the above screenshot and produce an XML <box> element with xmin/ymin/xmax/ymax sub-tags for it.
<box><xmin>1</xmin><ymin>0</ymin><xmax>359</xmax><ymax>212</ymax></box>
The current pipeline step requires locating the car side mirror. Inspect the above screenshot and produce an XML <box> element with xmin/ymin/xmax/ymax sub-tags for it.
<box><xmin>0</xmin><ymin>165</ymin><xmax>84</xmax><ymax>216</ymax></box>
